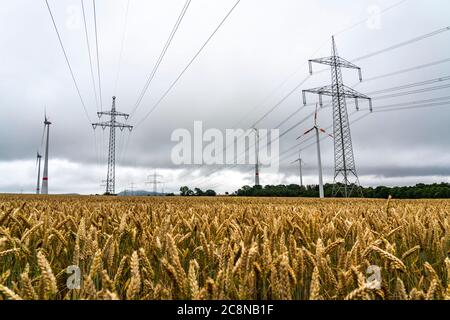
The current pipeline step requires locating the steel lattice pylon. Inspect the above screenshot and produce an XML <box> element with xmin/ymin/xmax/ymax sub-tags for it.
<box><xmin>302</xmin><ymin>37</ymin><xmax>373</xmax><ymax>197</ymax></box>
<box><xmin>92</xmin><ymin>96</ymin><xmax>133</xmax><ymax>195</ymax></box>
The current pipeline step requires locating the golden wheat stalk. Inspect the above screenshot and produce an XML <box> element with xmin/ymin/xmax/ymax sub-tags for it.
<box><xmin>369</xmin><ymin>245</ymin><xmax>407</xmax><ymax>272</ymax></box>
<box><xmin>309</xmin><ymin>266</ymin><xmax>321</xmax><ymax>300</ymax></box>
<box><xmin>0</xmin><ymin>284</ymin><xmax>23</xmax><ymax>300</ymax></box>
<box><xmin>126</xmin><ymin>251</ymin><xmax>141</xmax><ymax>300</ymax></box>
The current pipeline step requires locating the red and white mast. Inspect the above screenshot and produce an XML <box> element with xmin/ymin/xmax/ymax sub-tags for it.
<box><xmin>41</xmin><ymin>115</ymin><xmax>51</xmax><ymax>194</ymax></box>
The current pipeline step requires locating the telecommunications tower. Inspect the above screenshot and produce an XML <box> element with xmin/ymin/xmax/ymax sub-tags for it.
<box><xmin>41</xmin><ymin>116</ymin><xmax>51</xmax><ymax>195</ymax></box>
<box><xmin>92</xmin><ymin>96</ymin><xmax>133</xmax><ymax>195</ymax></box>
<box><xmin>302</xmin><ymin>36</ymin><xmax>372</xmax><ymax>197</ymax></box>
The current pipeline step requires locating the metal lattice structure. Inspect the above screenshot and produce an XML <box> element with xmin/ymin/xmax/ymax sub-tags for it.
<box><xmin>146</xmin><ymin>171</ymin><xmax>163</xmax><ymax>195</ymax></box>
<box><xmin>303</xmin><ymin>37</ymin><xmax>373</xmax><ymax>197</ymax></box>
<box><xmin>93</xmin><ymin>96</ymin><xmax>133</xmax><ymax>195</ymax></box>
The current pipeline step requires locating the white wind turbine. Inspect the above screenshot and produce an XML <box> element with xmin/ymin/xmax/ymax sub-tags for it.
<box><xmin>297</xmin><ymin>104</ymin><xmax>333</xmax><ymax>198</ymax></box>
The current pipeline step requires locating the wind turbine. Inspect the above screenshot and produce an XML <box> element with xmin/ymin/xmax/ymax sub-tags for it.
<box><xmin>36</xmin><ymin>151</ymin><xmax>42</xmax><ymax>194</ymax></box>
<box><xmin>297</xmin><ymin>104</ymin><xmax>333</xmax><ymax>198</ymax></box>
<box><xmin>252</xmin><ymin>128</ymin><xmax>260</xmax><ymax>186</ymax></box>
<box><xmin>41</xmin><ymin>113</ymin><xmax>51</xmax><ymax>195</ymax></box>
<box><xmin>291</xmin><ymin>149</ymin><xmax>305</xmax><ymax>187</ymax></box>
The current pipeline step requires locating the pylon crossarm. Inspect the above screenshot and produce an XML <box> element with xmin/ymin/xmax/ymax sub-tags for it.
<box><xmin>303</xmin><ymin>85</ymin><xmax>371</xmax><ymax>106</ymax></box>
<box><xmin>92</xmin><ymin>121</ymin><xmax>112</xmax><ymax>129</ymax></box>
<box><xmin>341</xmin><ymin>85</ymin><xmax>370</xmax><ymax>99</ymax></box>
<box><xmin>309</xmin><ymin>56</ymin><xmax>361</xmax><ymax>75</ymax></box>
<box><xmin>113</xmin><ymin>121</ymin><xmax>133</xmax><ymax>129</ymax></box>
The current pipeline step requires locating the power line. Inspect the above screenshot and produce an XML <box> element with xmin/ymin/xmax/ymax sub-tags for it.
<box><xmin>373</xmin><ymin>101</ymin><xmax>450</xmax><ymax>113</ymax></box>
<box><xmin>129</xmin><ymin>0</ymin><xmax>192</xmax><ymax>119</ymax></box>
<box><xmin>177</xmin><ymin>26</ymin><xmax>450</xmax><ymax>189</ymax></box>
<box><xmin>44</xmin><ymin>0</ymin><xmax>92</xmax><ymax>123</ymax></box>
<box><xmin>135</xmin><ymin>0</ymin><xmax>242</xmax><ymax>128</ymax></box>
<box><xmin>113</xmin><ymin>0</ymin><xmax>131</xmax><ymax>96</ymax></box>
<box><xmin>93</xmin><ymin>0</ymin><xmax>103</xmax><ymax>111</ymax></box>
<box><xmin>352</xmin><ymin>26</ymin><xmax>450</xmax><ymax>63</ymax></box>
<box><xmin>191</xmin><ymin>77</ymin><xmax>450</xmax><ymax>188</ymax></box>
<box><xmin>334</xmin><ymin>0</ymin><xmax>412</xmax><ymax>36</ymax></box>
<box><xmin>81</xmin><ymin>0</ymin><xmax>99</xmax><ymax>112</ymax></box>
<box><xmin>366</xmin><ymin>75</ymin><xmax>450</xmax><ymax>95</ymax></box>
<box><xmin>372</xmin><ymin>84</ymin><xmax>450</xmax><ymax>100</ymax></box>
<box><xmin>179</xmin><ymin>15</ymin><xmax>440</xmax><ymax>187</ymax></box>
<box><xmin>282</xmin><ymin>100</ymin><xmax>450</xmax><ymax>162</ymax></box>
<box><xmin>358</xmin><ymin>58</ymin><xmax>450</xmax><ymax>84</ymax></box>
<box><xmin>230</xmin><ymin>27</ymin><xmax>450</xmax><ymax>144</ymax></box>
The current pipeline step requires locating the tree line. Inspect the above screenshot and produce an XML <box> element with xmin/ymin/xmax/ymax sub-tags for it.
<box><xmin>235</xmin><ymin>183</ymin><xmax>450</xmax><ymax>199</ymax></box>
<box><xmin>179</xmin><ymin>186</ymin><xmax>217</xmax><ymax>196</ymax></box>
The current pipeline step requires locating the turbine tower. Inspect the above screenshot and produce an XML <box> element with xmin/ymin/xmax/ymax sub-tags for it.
<box><xmin>252</xmin><ymin>128</ymin><xmax>260</xmax><ymax>186</ymax></box>
<box><xmin>92</xmin><ymin>96</ymin><xmax>133</xmax><ymax>195</ymax></box>
<box><xmin>292</xmin><ymin>150</ymin><xmax>305</xmax><ymax>187</ymax></box>
<box><xmin>297</xmin><ymin>104</ymin><xmax>333</xmax><ymax>198</ymax></box>
<box><xmin>41</xmin><ymin>116</ymin><xmax>51</xmax><ymax>195</ymax></box>
<box><xmin>36</xmin><ymin>152</ymin><xmax>42</xmax><ymax>194</ymax></box>
<box><xmin>303</xmin><ymin>36</ymin><xmax>372</xmax><ymax>197</ymax></box>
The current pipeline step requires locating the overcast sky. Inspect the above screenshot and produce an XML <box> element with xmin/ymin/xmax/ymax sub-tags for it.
<box><xmin>0</xmin><ymin>0</ymin><xmax>449</xmax><ymax>194</ymax></box>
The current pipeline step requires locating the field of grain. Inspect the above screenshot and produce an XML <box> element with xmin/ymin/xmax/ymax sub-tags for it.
<box><xmin>0</xmin><ymin>195</ymin><xmax>449</xmax><ymax>300</ymax></box>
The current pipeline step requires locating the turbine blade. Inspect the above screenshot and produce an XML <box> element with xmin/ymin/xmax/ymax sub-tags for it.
<box><xmin>304</xmin><ymin>128</ymin><xmax>315</xmax><ymax>135</ymax></box>
<box><xmin>297</xmin><ymin>127</ymin><xmax>315</xmax><ymax>140</ymax></box>
<box><xmin>314</xmin><ymin>104</ymin><xmax>318</xmax><ymax>125</ymax></box>
<box><xmin>319</xmin><ymin>128</ymin><xmax>334</xmax><ymax>138</ymax></box>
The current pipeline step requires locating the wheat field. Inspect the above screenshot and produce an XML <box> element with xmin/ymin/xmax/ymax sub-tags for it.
<box><xmin>0</xmin><ymin>194</ymin><xmax>449</xmax><ymax>300</ymax></box>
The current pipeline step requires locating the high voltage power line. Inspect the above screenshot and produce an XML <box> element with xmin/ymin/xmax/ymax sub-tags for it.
<box><xmin>81</xmin><ymin>0</ymin><xmax>99</xmax><ymax>112</ymax></box>
<box><xmin>189</xmin><ymin>26</ymin><xmax>450</xmax><ymax>186</ymax></box>
<box><xmin>134</xmin><ymin>0</ymin><xmax>242</xmax><ymax>128</ymax></box>
<box><xmin>195</xmin><ymin>60</ymin><xmax>450</xmax><ymax>185</ymax></box>
<box><xmin>41</xmin><ymin>0</ymin><xmax>449</xmax><ymax>193</ymax></box>
<box><xmin>113</xmin><ymin>0</ymin><xmax>131</xmax><ymax>96</ymax></box>
<box><xmin>44</xmin><ymin>0</ymin><xmax>91</xmax><ymax>123</ymax></box>
<box><xmin>93</xmin><ymin>0</ymin><xmax>103</xmax><ymax>111</ymax></box>
<box><xmin>189</xmin><ymin>75</ymin><xmax>450</xmax><ymax>188</ymax></box>
<box><xmin>129</xmin><ymin>0</ymin><xmax>192</xmax><ymax>119</ymax></box>
<box><xmin>201</xmin><ymin>98</ymin><xmax>450</xmax><ymax>190</ymax></box>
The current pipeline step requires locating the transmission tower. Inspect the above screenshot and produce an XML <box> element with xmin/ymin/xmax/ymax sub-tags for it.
<box><xmin>146</xmin><ymin>171</ymin><xmax>163</xmax><ymax>195</ymax></box>
<box><xmin>92</xmin><ymin>96</ymin><xmax>133</xmax><ymax>195</ymax></box>
<box><xmin>303</xmin><ymin>36</ymin><xmax>372</xmax><ymax>197</ymax></box>
<box><xmin>129</xmin><ymin>182</ymin><xmax>135</xmax><ymax>196</ymax></box>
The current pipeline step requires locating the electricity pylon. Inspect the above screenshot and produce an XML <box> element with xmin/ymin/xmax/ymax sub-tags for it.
<box><xmin>252</xmin><ymin>128</ymin><xmax>260</xmax><ymax>186</ymax></box>
<box><xmin>303</xmin><ymin>36</ymin><xmax>372</xmax><ymax>197</ymax></box>
<box><xmin>129</xmin><ymin>182</ymin><xmax>135</xmax><ymax>196</ymax></box>
<box><xmin>297</xmin><ymin>104</ymin><xmax>333</xmax><ymax>198</ymax></box>
<box><xmin>146</xmin><ymin>171</ymin><xmax>163</xmax><ymax>195</ymax></box>
<box><xmin>92</xmin><ymin>96</ymin><xmax>133</xmax><ymax>195</ymax></box>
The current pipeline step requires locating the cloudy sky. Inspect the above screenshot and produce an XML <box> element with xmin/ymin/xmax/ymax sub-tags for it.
<box><xmin>0</xmin><ymin>0</ymin><xmax>449</xmax><ymax>194</ymax></box>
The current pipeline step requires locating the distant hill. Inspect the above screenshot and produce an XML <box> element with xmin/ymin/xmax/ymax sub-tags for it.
<box><xmin>117</xmin><ymin>190</ymin><xmax>166</xmax><ymax>196</ymax></box>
